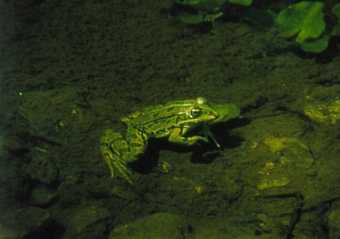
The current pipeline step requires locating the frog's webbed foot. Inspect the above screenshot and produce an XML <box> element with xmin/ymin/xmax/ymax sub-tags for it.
<box><xmin>168</xmin><ymin>128</ymin><xmax>209</xmax><ymax>146</ymax></box>
<box><xmin>100</xmin><ymin>129</ymin><xmax>133</xmax><ymax>184</ymax></box>
<box><xmin>183</xmin><ymin>135</ymin><xmax>210</xmax><ymax>145</ymax></box>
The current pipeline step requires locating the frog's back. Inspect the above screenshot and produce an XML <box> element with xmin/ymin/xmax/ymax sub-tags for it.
<box><xmin>121</xmin><ymin>99</ymin><xmax>197</xmax><ymax>136</ymax></box>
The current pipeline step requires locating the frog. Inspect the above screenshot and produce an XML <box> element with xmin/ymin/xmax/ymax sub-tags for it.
<box><xmin>100</xmin><ymin>97</ymin><xmax>240</xmax><ymax>184</ymax></box>
<box><xmin>175</xmin><ymin>0</ymin><xmax>227</xmax><ymax>24</ymax></box>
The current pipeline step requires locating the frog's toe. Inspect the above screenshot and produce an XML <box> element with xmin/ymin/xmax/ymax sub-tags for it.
<box><xmin>112</xmin><ymin>158</ymin><xmax>133</xmax><ymax>184</ymax></box>
<box><xmin>187</xmin><ymin>136</ymin><xmax>209</xmax><ymax>145</ymax></box>
<box><xmin>100</xmin><ymin>130</ymin><xmax>133</xmax><ymax>183</ymax></box>
<box><xmin>103</xmin><ymin>151</ymin><xmax>133</xmax><ymax>184</ymax></box>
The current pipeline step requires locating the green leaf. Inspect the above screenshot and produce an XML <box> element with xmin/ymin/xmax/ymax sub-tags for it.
<box><xmin>331</xmin><ymin>23</ymin><xmax>340</xmax><ymax>36</ymax></box>
<box><xmin>228</xmin><ymin>0</ymin><xmax>252</xmax><ymax>6</ymax></box>
<box><xmin>300</xmin><ymin>35</ymin><xmax>330</xmax><ymax>53</ymax></box>
<box><xmin>276</xmin><ymin>1</ymin><xmax>325</xmax><ymax>43</ymax></box>
<box><xmin>332</xmin><ymin>3</ymin><xmax>340</xmax><ymax>20</ymax></box>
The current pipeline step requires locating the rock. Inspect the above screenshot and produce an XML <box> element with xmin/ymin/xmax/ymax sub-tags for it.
<box><xmin>255</xmin><ymin>136</ymin><xmax>314</xmax><ymax>191</ymax></box>
<box><xmin>185</xmin><ymin>217</ymin><xmax>277</xmax><ymax>239</ymax></box>
<box><xmin>303</xmin><ymin>94</ymin><xmax>340</xmax><ymax>125</ymax></box>
<box><xmin>26</xmin><ymin>147</ymin><xmax>59</xmax><ymax>185</ymax></box>
<box><xmin>0</xmin><ymin>206</ymin><xmax>51</xmax><ymax>239</ymax></box>
<box><xmin>109</xmin><ymin>212</ymin><xmax>185</xmax><ymax>239</ymax></box>
<box><xmin>328</xmin><ymin>201</ymin><xmax>340</xmax><ymax>239</ymax></box>
<box><xmin>61</xmin><ymin>202</ymin><xmax>110</xmax><ymax>239</ymax></box>
<box><xmin>18</xmin><ymin>87</ymin><xmax>95</xmax><ymax>145</ymax></box>
<box><xmin>29</xmin><ymin>184</ymin><xmax>57</xmax><ymax>207</ymax></box>
<box><xmin>304</xmin><ymin>100</ymin><xmax>340</xmax><ymax>125</ymax></box>
<box><xmin>0</xmin><ymin>224</ymin><xmax>17</xmax><ymax>239</ymax></box>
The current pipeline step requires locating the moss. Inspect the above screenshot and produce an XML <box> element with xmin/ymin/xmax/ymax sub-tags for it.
<box><xmin>109</xmin><ymin>213</ymin><xmax>185</xmax><ymax>239</ymax></box>
<box><xmin>304</xmin><ymin>99</ymin><xmax>340</xmax><ymax>125</ymax></box>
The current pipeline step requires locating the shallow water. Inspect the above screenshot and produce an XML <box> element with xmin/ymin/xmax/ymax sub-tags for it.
<box><xmin>1</xmin><ymin>0</ymin><xmax>340</xmax><ymax>238</ymax></box>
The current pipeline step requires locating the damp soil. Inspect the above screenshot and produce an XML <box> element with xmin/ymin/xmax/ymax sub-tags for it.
<box><xmin>1</xmin><ymin>0</ymin><xmax>340</xmax><ymax>238</ymax></box>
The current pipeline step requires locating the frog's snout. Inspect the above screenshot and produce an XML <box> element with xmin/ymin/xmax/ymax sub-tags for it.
<box><xmin>214</xmin><ymin>104</ymin><xmax>240</xmax><ymax>122</ymax></box>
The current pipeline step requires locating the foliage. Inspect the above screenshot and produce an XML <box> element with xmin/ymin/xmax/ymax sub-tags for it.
<box><xmin>331</xmin><ymin>3</ymin><xmax>340</xmax><ymax>35</ymax></box>
<box><xmin>228</xmin><ymin>0</ymin><xmax>252</xmax><ymax>7</ymax></box>
<box><xmin>173</xmin><ymin>0</ymin><xmax>340</xmax><ymax>53</ymax></box>
<box><xmin>276</xmin><ymin>1</ymin><xmax>340</xmax><ymax>53</ymax></box>
<box><xmin>276</xmin><ymin>1</ymin><xmax>325</xmax><ymax>43</ymax></box>
<box><xmin>174</xmin><ymin>0</ymin><xmax>253</xmax><ymax>25</ymax></box>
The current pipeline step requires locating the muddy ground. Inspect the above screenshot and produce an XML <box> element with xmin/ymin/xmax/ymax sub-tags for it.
<box><xmin>1</xmin><ymin>0</ymin><xmax>340</xmax><ymax>238</ymax></box>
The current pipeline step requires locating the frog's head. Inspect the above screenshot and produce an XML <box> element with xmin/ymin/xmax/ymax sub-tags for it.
<box><xmin>190</xmin><ymin>97</ymin><xmax>240</xmax><ymax>124</ymax></box>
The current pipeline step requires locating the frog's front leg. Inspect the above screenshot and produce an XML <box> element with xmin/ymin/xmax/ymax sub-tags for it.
<box><xmin>100</xmin><ymin>129</ymin><xmax>134</xmax><ymax>184</ymax></box>
<box><xmin>168</xmin><ymin>127</ymin><xmax>209</xmax><ymax>146</ymax></box>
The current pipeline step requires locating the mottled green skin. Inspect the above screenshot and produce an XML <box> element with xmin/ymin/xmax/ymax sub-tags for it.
<box><xmin>100</xmin><ymin>97</ymin><xmax>239</xmax><ymax>183</ymax></box>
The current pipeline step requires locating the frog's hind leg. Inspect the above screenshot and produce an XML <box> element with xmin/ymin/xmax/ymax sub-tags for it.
<box><xmin>100</xmin><ymin>129</ymin><xmax>133</xmax><ymax>184</ymax></box>
<box><xmin>125</xmin><ymin>127</ymin><xmax>149</xmax><ymax>161</ymax></box>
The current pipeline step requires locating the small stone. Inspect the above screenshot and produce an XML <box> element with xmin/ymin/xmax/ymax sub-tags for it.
<box><xmin>328</xmin><ymin>202</ymin><xmax>340</xmax><ymax>239</ymax></box>
<box><xmin>0</xmin><ymin>207</ymin><xmax>51</xmax><ymax>239</ymax></box>
<box><xmin>61</xmin><ymin>202</ymin><xmax>110</xmax><ymax>239</ymax></box>
<box><xmin>29</xmin><ymin>185</ymin><xmax>57</xmax><ymax>207</ymax></box>
<box><xmin>26</xmin><ymin>148</ymin><xmax>59</xmax><ymax>185</ymax></box>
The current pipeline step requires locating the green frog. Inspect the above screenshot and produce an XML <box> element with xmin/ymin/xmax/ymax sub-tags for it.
<box><xmin>100</xmin><ymin>97</ymin><xmax>239</xmax><ymax>184</ymax></box>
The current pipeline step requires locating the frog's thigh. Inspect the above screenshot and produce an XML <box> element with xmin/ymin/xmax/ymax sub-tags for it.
<box><xmin>126</xmin><ymin>128</ymin><xmax>148</xmax><ymax>161</ymax></box>
<box><xmin>100</xmin><ymin>129</ymin><xmax>129</xmax><ymax>153</ymax></box>
<box><xmin>168</xmin><ymin>128</ymin><xmax>207</xmax><ymax>146</ymax></box>
<box><xmin>100</xmin><ymin>129</ymin><xmax>131</xmax><ymax>180</ymax></box>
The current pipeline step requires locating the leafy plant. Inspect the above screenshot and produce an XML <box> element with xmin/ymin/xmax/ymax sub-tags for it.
<box><xmin>173</xmin><ymin>0</ymin><xmax>340</xmax><ymax>54</ymax></box>
<box><xmin>174</xmin><ymin>0</ymin><xmax>253</xmax><ymax>25</ymax></box>
<box><xmin>276</xmin><ymin>1</ymin><xmax>340</xmax><ymax>53</ymax></box>
<box><xmin>228</xmin><ymin>0</ymin><xmax>252</xmax><ymax>7</ymax></box>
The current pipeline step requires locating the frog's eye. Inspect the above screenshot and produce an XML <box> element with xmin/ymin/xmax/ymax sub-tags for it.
<box><xmin>190</xmin><ymin>108</ymin><xmax>202</xmax><ymax>118</ymax></box>
<box><xmin>196</xmin><ymin>97</ymin><xmax>206</xmax><ymax>105</ymax></box>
